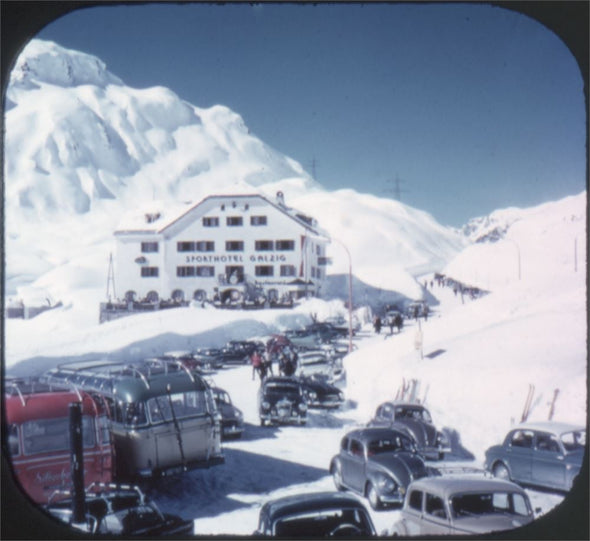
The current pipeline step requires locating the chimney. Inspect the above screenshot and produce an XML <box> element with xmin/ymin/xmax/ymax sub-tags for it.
<box><xmin>276</xmin><ymin>191</ymin><xmax>285</xmax><ymax>207</ymax></box>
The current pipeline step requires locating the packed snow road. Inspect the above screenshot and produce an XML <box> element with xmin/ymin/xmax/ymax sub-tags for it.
<box><xmin>147</xmin><ymin>338</ymin><xmax>565</xmax><ymax>536</ymax></box>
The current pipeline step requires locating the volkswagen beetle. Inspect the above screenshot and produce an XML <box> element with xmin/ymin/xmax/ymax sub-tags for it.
<box><xmin>329</xmin><ymin>427</ymin><xmax>429</xmax><ymax>510</ymax></box>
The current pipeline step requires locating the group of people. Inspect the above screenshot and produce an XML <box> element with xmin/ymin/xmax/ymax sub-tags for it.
<box><xmin>250</xmin><ymin>345</ymin><xmax>299</xmax><ymax>381</ymax></box>
<box><xmin>373</xmin><ymin>312</ymin><xmax>405</xmax><ymax>335</ymax></box>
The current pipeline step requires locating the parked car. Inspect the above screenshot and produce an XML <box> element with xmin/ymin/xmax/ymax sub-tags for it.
<box><xmin>306</xmin><ymin>321</ymin><xmax>349</xmax><ymax>340</ymax></box>
<box><xmin>192</xmin><ymin>347</ymin><xmax>225</xmax><ymax>370</ymax></box>
<box><xmin>45</xmin><ymin>483</ymin><xmax>193</xmax><ymax>535</ymax></box>
<box><xmin>390</xmin><ymin>476</ymin><xmax>535</xmax><ymax>536</ymax></box>
<box><xmin>258</xmin><ymin>376</ymin><xmax>307</xmax><ymax>426</ymax></box>
<box><xmin>324</xmin><ymin>316</ymin><xmax>361</xmax><ymax>335</ymax></box>
<box><xmin>299</xmin><ymin>374</ymin><xmax>345</xmax><ymax>409</ymax></box>
<box><xmin>484</xmin><ymin>421</ymin><xmax>585</xmax><ymax>492</ymax></box>
<box><xmin>368</xmin><ymin>401</ymin><xmax>451</xmax><ymax>460</ymax></box>
<box><xmin>329</xmin><ymin>427</ymin><xmax>429</xmax><ymax>510</ymax></box>
<box><xmin>217</xmin><ymin>341</ymin><xmax>254</xmax><ymax>364</ymax></box>
<box><xmin>283</xmin><ymin>329</ymin><xmax>325</xmax><ymax>351</ymax></box>
<box><xmin>211</xmin><ymin>386</ymin><xmax>244</xmax><ymax>439</ymax></box>
<box><xmin>160</xmin><ymin>350</ymin><xmax>221</xmax><ymax>372</ymax></box>
<box><xmin>297</xmin><ymin>350</ymin><xmax>343</xmax><ymax>380</ymax></box>
<box><xmin>255</xmin><ymin>491</ymin><xmax>376</xmax><ymax>537</ymax></box>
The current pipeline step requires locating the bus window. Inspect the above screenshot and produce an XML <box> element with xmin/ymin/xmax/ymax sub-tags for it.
<box><xmin>8</xmin><ymin>424</ymin><xmax>20</xmax><ymax>456</ymax></box>
<box><xmin>121</xmin><ymin>402</ymin><xmax>147</xmax><ymax>428</ymax></box>
<box><xmin>22</xmin><ymin>416</ymin><xmax>96</xmax><ymax>455</ymax></box>
<box><xmin>148</xmin><ymin>391</ymin><xmax>207</xmax><ymax>424</ymax></box>
<box><xmin>97</xmin><ymin>415</ymin><xmax>111</xmax><ymax>444</ymax></box>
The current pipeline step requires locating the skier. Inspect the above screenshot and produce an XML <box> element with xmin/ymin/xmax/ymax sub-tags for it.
<box><xmin>373</xmin><ymin>315</ymin><xmax>382</xmax><ymax>334</ymax></box>
<box><xmin>251</xmin><ymin>349</ymin><xmax>263</xmax><ymax>381</ymax></box>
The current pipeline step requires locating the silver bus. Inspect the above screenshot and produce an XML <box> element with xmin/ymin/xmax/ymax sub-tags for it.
<box><xmin>42</xmin><ymin>359</ymin><xmax>224</xmax><ymax>480</ymax></box>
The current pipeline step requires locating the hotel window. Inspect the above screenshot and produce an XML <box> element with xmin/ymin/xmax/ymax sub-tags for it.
<box><xmin>196</xmin><ymin>241</ymin><xmax>215</xmax><ymax>252</ymax></box>
<box><xmin>203</xmin><ymin>217</ymin><xmax>219</xmax><ymax>227</ymax></box>
<box><xmin>177</xmin><ymin>266</ymin><xmax>196</xmax><ymax>277</ymax></box>
<box><xmin>177</xmin><ymin>241</ymin><xmax>195</xmax><ymax>252</ymax></box>
<box><xmin>196</xmin><ymin>266</ymin><xmax>215</xmax><ymax>277</ymax></box>
<box><xmin>255</xmin><ymin>240</ymin><xmax>274</xmax><ymax>251</ymax></box>
<box><xmin>141</xmin><ymin>267</ymin><xmax>159</xmax><ymax>277</ymax></box>
<box><xmin>255</xmin><ymin>265</ymin><xmax>274</xmax><ymax>277</ymax></box>
<box><xmin>141</xmin><ymin>241</ymin><xmax>159</xmax><ymax>253</ymax></box>
<box><xmin>250</xmin><ymin>215</ymin><xmax>267</xmax><ymax>226</ymax></box>
<box><xmin>276</xmin><ymin>240</ymin><xmax>295</xmax><ymax>251</ymax></box>
<box><xmin>226</xmin><ymin>241</ymin><xmax>244</xmax><ymax>252</ymax></box>
<box><xmin>226</xmin><ymin>216</ymin><xmax>243</xmax><ymax>226</ymax></box>
<box><xmin>280</xmin><ymin>265</ymin><xmax>296</xmax><ymax>277</ymax></box>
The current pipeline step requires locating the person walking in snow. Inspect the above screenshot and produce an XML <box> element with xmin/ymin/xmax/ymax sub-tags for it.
<box><xmin>373</xmin><ymin>315</ymin><xmax>382</xmax><ymax>334</ymax></box>
<box><xmin>251</xmin><ymin>349</ymin><xmax>263</xmax><ymax>381</ymax></box>
<box><xmin>394</xmin><ymin>313</ymin><xmax>404</xmax><ymax>333</ymax></box>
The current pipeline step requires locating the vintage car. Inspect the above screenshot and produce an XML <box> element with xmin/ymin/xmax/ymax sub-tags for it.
<box><xmin>160</xmin><ymin>350</ymin><xmax>221</xmax><ymax>372</ymax></box>
<box><xmin>390</xmin><ymin>476</ymin><xmax>535</xmax><ymax>536</ymax></box>
<box><xmin>258</xmin><ymin>376</ymin><xmax>308</xmax><ymax>426</ymax></box>
<box><xmin>254</xmin><ymin>491</ymin><xmax>376</xmax><ymax>537</ymax></box>
<box><xmin>217</xmin><ymin>341</ymin><xmax>254</xmax><ymax>364</ymax></box>
<box><xmin>212</xmin><ymin>386</ymin><xmax>244</xmax><ymax>439</ymax></box>
<box><xmin>329</xmin><ymin>427</ymin><xmax>429</xmax><ymax>510</ymax></box>
<box><xmin>297</xmin><ymin>350</ymin><xmax>343</xmax><ymax>380</ymax></box>
<box><xmin>299</xmin><ymin>374</ymin><xmax>345</xmax><ymax>409</ymax></box>
<box><xmin>368</xmin><ymin>401</ymin><xmax>450</xmax><ymax>460</ymax></box>
<box><xmin>323</xmin><ymin>316</ymin><xmax>361</xmax><ymax>335</ymax></box>
<box><xmin>191</xmin><ymin>347</ymin><xmax>225</xmax><ymax>370</ymax></box>
<box><xmin>484</xmin><ymin>421</ymin><xmax>585</xmax><ymax>492</ymax></box>
<box><xmin>283</xmin><ymin>329</ymin><xmax>326</xmax><ymax>351</ymax></box>
<box><xmin>45</xmin><ymin>483</ymin><xmax>193</xmax><ymax>535</ymax></box>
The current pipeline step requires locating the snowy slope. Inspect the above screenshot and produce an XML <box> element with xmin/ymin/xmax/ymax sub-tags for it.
<box><xmin>4</xmin><ymin>191</ymin><xmax>585</xmax><ymax>537</ymax></box>
<box><xmin>4</xmin><ymin>39</ymin><xmax>465</xmax><ymax>306</ymax></box>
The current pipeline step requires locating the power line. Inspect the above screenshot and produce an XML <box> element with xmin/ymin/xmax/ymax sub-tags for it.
<box><xmin>383</xmin><ymin>174</ymin><xmax>409</xmax><ymax>201</ymax></box>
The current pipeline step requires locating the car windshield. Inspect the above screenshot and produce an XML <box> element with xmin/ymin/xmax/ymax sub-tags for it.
<box><xmin>266</xmin><ymin>384</ymin><xmax>300</xmax><ymax>397</ymax></box>
<box><xmin>367</xmin><ymin>435</ymin><xmax>413</xmax><ymax>455</ymax></box>
<box><xmin>97</xmin><ymin>504</ymin><xmax>164</xmax><ymax>534</ymax></box>
<box><xmin>451</xmin><ymin>492</ymin><xmax>531</xmax><ymax>518</ymax></box>
<box><xmin>274</xmin><ymin>508</ymin><xmax>372</xmax><ymax>537</ymax></box>
<box><xmin>561</xmin><ymin>430</ymin><xmax>586</xmax><ymax>451</ymax></box>
<box><xmin>395</xmin><ymin>407</ymin><xmax>432</xmax><ymax>423</ymax></box>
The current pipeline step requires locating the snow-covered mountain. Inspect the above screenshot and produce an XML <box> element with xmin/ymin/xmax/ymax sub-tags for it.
<box><xmin>4</xmin><ymin>39</ymin><xmax>465</xmax><ymax>307</ymax></box>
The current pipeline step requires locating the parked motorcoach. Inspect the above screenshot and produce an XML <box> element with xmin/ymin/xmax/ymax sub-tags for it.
<box><xmin>41</xmin><ymin>359</ymin><xmax>224</xmax><ymax>480</ymax></box>
<box><xmin>4</xmin><ymin>379</ymin><xmax>114</xmax><ymax>504</ymax></box>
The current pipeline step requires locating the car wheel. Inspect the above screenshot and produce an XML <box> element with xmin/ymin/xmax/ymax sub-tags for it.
<box><xmin>332</xmin><ymin>462</ymin><xmax>344</xmax><ymax>491</ymax></box>
<box><xmin>260</xmin><ymin>418</ymin><xmax>266</xmax><ymax>427</ymax></box>
<box><xmin>367</xmin><ymin>483</ymin><xmax>382</xmax><ymax>510</ymax></box>
<box><xmin>438</xmin><ymin>451</ymin><xmax>445</xmax><ymax>460</ymax></box>
<box><xmin>493</xmin><ymin>462</ymin><xmax>511</xmax><ymax>481</ymax></box>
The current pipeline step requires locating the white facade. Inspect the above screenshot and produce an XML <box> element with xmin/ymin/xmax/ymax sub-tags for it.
<box><xmin>113</xmin><ymin>193</ymin><xmax>330</xmax><ymax>305</ymax></box>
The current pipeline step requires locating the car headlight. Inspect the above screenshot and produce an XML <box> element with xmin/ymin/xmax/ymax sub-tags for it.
<box><xmin>375</xmin><ymin>473</ymin><xmax>397</xmax><ymax>493</ymax></box>
<box><xmin>261</xmin><ymin>401</ymin><xmax>270</xmax><ymax>410</ymax></box>
<box><xmin>308</xmin><ymin>391</ymin><xmax>317</xmax><ymax>400</ymax></box>
<box><xmin>298</xmin><ymin>403</ymin><xmax>307</xmax><ymax>412</ymax></box>
<box><xmin>236</xmin><ymin>410</ymin><xmax>243</xmax><ymax>419</ymax></box>
<box><xmin>436</xmin><ymin>431</ymin><xmax>449</xmax><ymax>446</ymax></box>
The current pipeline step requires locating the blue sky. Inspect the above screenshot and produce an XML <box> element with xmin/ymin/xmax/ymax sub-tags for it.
<box><xmin>35</xmin><ymin>3</ymin><xmax>586</xmax><ymax>226</ymax></box>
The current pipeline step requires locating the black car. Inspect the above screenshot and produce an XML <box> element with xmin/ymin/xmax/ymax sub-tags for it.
<box><xmin>329</xmin><ymin>427</ymin><xmax>429</xmax><ymax>510</ymax></box>
<box><xmin>258</xmin><ymin>376</ymin><xmax>307</xmax><ymax>426</ymax></box>
<box><xmin>192</xmin><ymin>347</ymin><xmax>225</xmax><ymax>370</ymax></box>
<box><xmin>212</xmin><ymin>386</ymin><xmax>244</xmax><ymax>439</ymax></box>
<box><xmin>299</xmin><ymin>374</ymin><xmax>345</xmax><ymax>409</ymax></box>
<box><xmin>218</xmin><ymin>340</ymin><xmax>262</xmax><ymax>365</ymax></box>
<box><xmin>45</xmin><ymin>483</ymin><xmax>193</xmax><ymax>535</ymax></box>
<box><xmin>368</xmin><ymin>401</ymin><xmax>450</xmax><ymax>460</ymax></box>
<box><xmin>255</xmin><ymin>491</ymin><xmax>376</xmax><ymax>537</ymax></box>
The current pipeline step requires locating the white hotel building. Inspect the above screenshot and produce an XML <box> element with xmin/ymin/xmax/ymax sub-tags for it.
<box><xmin>113</xmin><ymin>192</ymin><xmax>331</xmax><ymax>306</ymax></box>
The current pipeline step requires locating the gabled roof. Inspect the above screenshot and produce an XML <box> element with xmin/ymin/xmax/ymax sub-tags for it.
<box><xmin>114</xmin><ymin>193</ymin><xmax>329</xmax><ymax>238</ymax></box>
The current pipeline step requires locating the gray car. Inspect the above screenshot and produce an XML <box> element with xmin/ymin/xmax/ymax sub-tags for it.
<box><xmin>329</xmin><ymin>427</ymin><xmax>429</xmax><ymax>510</ymax></box>
<box><xmin>255</xmin><ymin>492</ymin><xmax>376</xmax><ymax>537</ymax></box>
<box><xmin>484</xmin><ymin>421</ymin><xmax>585</xmax><ymax>492</ymax></box>
<box><xmin>368</xmin><ymin>401</ymin><xmax>451</xmax><ymax>460</ymax></box>
<box><xmin>390</xmin><ymin>476</ymin><xmax>535</xmax><ymax>536</ymax></box>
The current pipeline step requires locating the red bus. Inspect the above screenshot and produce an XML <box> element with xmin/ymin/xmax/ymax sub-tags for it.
<box><xmin>4</xmin><ymin>380</ymin><xmax>114</xmax><ymax>504</ymax></box>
